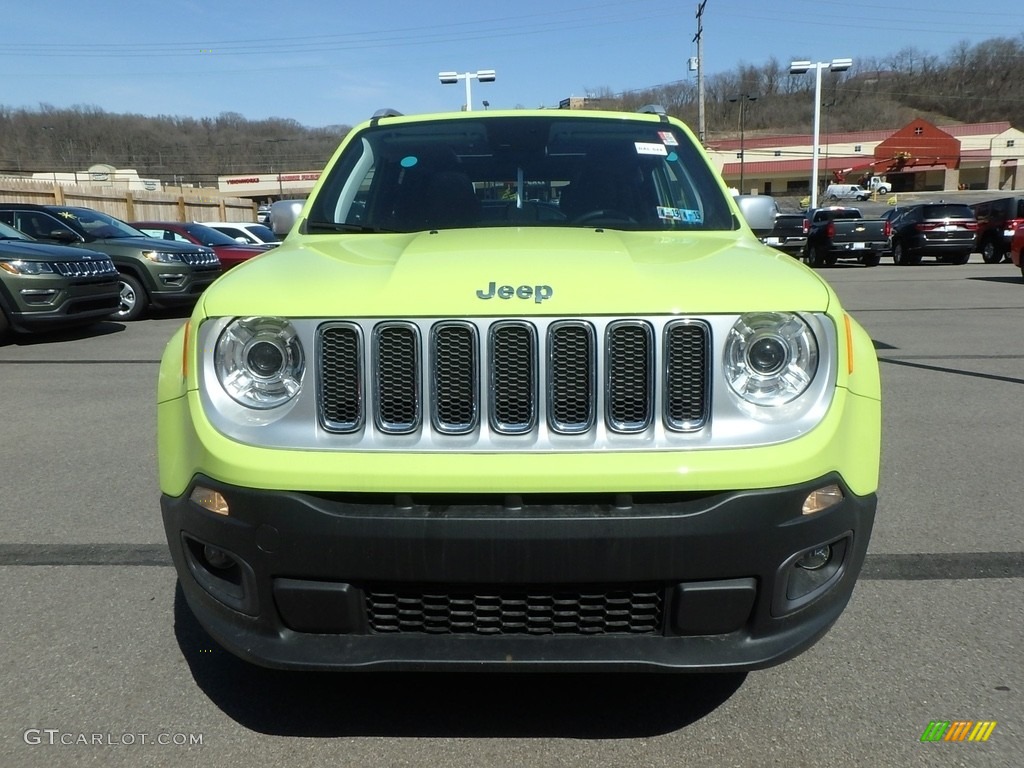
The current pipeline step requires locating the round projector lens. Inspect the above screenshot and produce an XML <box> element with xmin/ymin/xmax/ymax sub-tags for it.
<box><xmin>246</xmin><ymin>340</ymin><xmax>285</xmax><ymax>377</ymax></box>
<box><xmin>748</xmin><ymin>335</ymin><xmax>787</xmax><ymax>375</ymax></box>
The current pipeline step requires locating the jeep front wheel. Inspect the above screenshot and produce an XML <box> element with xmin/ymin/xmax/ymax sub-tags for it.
<box><xmin>115</xmin><ymin>274</ymin><xmax>148</xmax><ymax>321</ymax></box>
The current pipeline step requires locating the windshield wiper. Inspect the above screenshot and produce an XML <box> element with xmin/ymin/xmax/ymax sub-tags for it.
<box><xmin>306</xmin><ymin>221</ymin><xmax>398</xmax><ymax>234</ymax></box>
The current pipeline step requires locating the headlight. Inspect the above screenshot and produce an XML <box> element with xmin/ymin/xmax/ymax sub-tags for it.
<box><xmin>724</xmin><ymin>312</ymin><xmax>818</xmax><ymax>406</ymax></box>
<box><xmin>142</xmin><ymin>250</ymin><xmax>185</xmax><ymax>264</ymax></box>
<box><xmin>0</xmin><ymin>260</ymin><xmax>56</xmax><ymax>275</ymax></box>
<box><xmin>214</xmin><ymin>317</ymin><xmax>304</xmax><ymax>409</ymax></box>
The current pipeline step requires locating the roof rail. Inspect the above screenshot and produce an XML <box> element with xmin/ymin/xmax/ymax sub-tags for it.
<box><xmin>637</xmin><ymin>104</ymin><xmax>667</xmax><ymax>115</ymax></box>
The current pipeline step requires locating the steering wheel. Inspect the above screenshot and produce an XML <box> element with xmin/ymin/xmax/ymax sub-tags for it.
<box><xmin>571</xmin><ymin>209</ymin><xmax>638</xmax><ymax>225</ymax></box>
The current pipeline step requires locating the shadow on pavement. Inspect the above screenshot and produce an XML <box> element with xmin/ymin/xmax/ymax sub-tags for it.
<box><xmin>173</xmin><ymin>582</ymin><xmax>747</xmax><ymax>738</ymax></box>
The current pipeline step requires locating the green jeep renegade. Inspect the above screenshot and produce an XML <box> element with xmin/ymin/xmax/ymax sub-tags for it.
<box><xmin>158</xmin><ymin>106</ymin><xmax>881</xmax><ymax>672</ymax></box>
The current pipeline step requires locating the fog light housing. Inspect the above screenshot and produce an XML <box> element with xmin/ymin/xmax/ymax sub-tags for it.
<box><xmin>796</xmin><ymin>544</ymin><xmax>832</xmax><ymax>570</ymax></box>
<box><xmin>203</xmin><ymin>544</ymin><xmax>235</xmax><ymax>570</ymax></box>
<box><xmin>773</xmin><ymin>534</ymin><xmax>851</xmax><ymax>615</ymax></box>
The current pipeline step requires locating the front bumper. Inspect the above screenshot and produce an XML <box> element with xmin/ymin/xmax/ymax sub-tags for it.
<box><xmin>162</xmin><ymin>474</ymin><xmax>875</xmax><ymax>672</ymax></box>
<box><xmin>3</xmin><ymin>278</ymin><xmax>120</xmax><ymax>333</ymax></box>
<box><xmin>149</xmin><ymin>267</ymin><xmax>220</xmax><ymax>308</ymax></box>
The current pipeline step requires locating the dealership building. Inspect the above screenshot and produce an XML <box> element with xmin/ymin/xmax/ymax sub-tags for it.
<box><xmin>705</xmin><ymin>118</ymin><xmax>1024</xmax><ymax>196</ymax></box>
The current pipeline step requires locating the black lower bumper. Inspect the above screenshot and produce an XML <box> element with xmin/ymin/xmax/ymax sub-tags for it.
<box><xmin>161</xmin><ymin>475</ymin><xmax>875</xmax><ymax>672</ymax></box>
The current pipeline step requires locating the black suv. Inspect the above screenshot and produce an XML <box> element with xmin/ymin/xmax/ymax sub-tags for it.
<box><xmin>884</xmin><ymin>202</ymin><xmax>977</xmax><ymax>265</ymax></box>
<box><xmin>0</xmin><ymin>220</ymin><xmax>120</xmax><ymax>337</ymax></box>
<box><xmin>0</xmin><ymin>204</ymin><xmax>220</xmax><ymax>320</ymax></box>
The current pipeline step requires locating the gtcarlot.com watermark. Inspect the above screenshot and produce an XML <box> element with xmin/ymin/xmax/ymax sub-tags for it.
<box><xmin>23</xmin><ymin>729</ymin><xmax>203</xmax><ymax>747</ymax></box>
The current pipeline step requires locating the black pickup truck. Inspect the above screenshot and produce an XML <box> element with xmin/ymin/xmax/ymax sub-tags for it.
<box><xmin>803</xmin><ymin>207</ymin><xmax>891</xmax><ymax>267</ymax></box>
<box><xmin>761</xmin><ymin>213</ymin><xmax>807</xmax><ymax>257</ymax></box>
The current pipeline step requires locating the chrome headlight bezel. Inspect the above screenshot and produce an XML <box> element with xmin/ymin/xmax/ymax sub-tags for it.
<box><xmin>0</xmin><ymin>259</ymin><xmax>56</xmax><ymax>275</ymax></box>
<box><xmin>213</xmin><ymin>316</ymin><xmax>305</xmax><ymax>410</ymax></box>
<box><xmin>724</xmin><ymin>312</ymin><xmax>819</xmax><ymax>407</ymax></box>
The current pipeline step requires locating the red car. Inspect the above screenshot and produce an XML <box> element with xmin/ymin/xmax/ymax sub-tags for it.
<box><xmin>131</xmin><ymin>221</ymin><xmax>271</xmax><ymax>270</ymax></box>
<box><xmin>1010</xmin><ymin>224</ymin><xmax>1024</xmax><ymax>282</ymax></box>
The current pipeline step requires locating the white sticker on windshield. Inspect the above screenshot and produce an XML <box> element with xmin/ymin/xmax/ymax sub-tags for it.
<box><xmin>635</xmin><ymin>142</ymin><xmax>668</xmax><ymax>156</ymax></box>
<box><xmin>657</xmin><ymin>131</ymin><xmax>679</xmax><ymax>146</ymax></box>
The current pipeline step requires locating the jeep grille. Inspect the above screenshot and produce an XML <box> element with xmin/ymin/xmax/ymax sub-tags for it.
<box><xmin>52</xmin><ymin>259</ymin><xmax>118</xmax><ymax>278</ymax></box>
<box><xmin>318</xmin><ymin>318</ymin><xmax>710</xmax><ymax>437</ymax></box>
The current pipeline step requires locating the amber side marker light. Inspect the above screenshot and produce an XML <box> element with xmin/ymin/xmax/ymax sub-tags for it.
<box><xmin>190</xmin><ymin>486</ymin><xmax>230</xmax><ymax>516</ymax></box>
<box><xmin>802</xmin><ymin>483</ymin><xmax>844</xmax><ymax>516</ymax></box>
<box><xmin>181</xmin><ymin>320</ymin><xmax>191</xmax><ymax>379</ymax></box>
<box><xmin>844</xmin><ymin>314</ymin><xmax>855</xmax><ymax>375</ymax></box>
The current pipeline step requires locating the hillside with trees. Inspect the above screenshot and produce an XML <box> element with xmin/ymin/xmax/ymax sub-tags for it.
<box><xmin>1</xmin><ymin>34</ymin><xmax>1022</xmax><ymax>185</ymax></box>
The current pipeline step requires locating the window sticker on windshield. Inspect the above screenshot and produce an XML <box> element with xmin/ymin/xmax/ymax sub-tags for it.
<box><xmin>400</xmin><ymin>156</ymin><xmax>418</xmax><ymax>168</ymax></box>
<box><xmin>657</xmin><ymin>131</ymin><xmax>679</xmax><ymax>146</ymax></box>
<box><xmin>658</xmin><ymin>207</ymin><xmax>703</xmax><ymax>223</ymax></box>
<box><xmin>635</xmin><ymin>142</ymin><xmax>668</xmax><ymax>156</ymax></box>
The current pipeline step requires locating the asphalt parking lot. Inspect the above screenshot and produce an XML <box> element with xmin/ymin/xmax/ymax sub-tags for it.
<box><xmin>0</xmin><ymin>256</ymin><xmax>1021</xmax><ymax>768</ymax></box>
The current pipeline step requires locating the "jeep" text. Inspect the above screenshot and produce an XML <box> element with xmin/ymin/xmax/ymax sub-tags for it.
<box><xmin>475</xmin><ymin>282</ymin><xmax>553</xmax><ymax>303</ymax></box>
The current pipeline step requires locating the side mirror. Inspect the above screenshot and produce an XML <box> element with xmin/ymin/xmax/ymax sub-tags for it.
<box><xmin>270</xmin><ymin>199</ymin><xmax>306</xmax><ymax>236</ymax></box>
<box><xmin>734</xmin><ymin>194</ymin><xmax>779</xmax><ymax>238</ymax></box>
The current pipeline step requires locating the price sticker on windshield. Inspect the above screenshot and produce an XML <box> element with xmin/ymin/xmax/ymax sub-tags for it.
<box><xmin>635</xmin><ymin>142</ymin><xmax>668</xmax><ymax>156</ymax></box>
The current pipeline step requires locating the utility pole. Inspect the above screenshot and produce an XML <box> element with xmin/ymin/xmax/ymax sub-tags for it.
<box><xmin>694</xmin><ymin>1</ymin><xmax>707</xmax><ymax>143</ymax></box>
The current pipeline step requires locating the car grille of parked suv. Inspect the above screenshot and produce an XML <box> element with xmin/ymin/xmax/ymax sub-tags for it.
<box><xmin>53</xmin><ymin>259</ymin><xmax>118</xmax><ymax>278</ymax></box>
<box><xmin>317</xmin><ymin>317</ymin><xmax>710</xmax><ymax>438</ymax></box>
<box><xmin>178</xmin><ymin>251</ymin><xmax>220</xmax><ymax>267</ymax></box>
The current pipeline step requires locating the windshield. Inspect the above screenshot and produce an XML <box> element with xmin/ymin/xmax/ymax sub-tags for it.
<box><xmin>60</xmin><ymin>208</ymin><xmax>147</xmax><ymax>239</ymax></box>
<box><xmin>182</xmin><ymin>223</ymin><xmax>244</xmax><ymax>246</ymax></box>
<box><xmin>0</xmin><ymin>221</ymin><xmax>31</xmax><ymax>240</ymax></box>
<box><xmin>307</xmin><ymin>114</ymin><xmax>736</xmax><ymax>234</ymax></box>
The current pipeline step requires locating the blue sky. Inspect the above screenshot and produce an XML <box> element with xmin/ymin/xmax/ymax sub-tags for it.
<box><xmin>3</xmin><ymin>0</ymin><xmax>1021</xmax><ymax>128</ymax></box>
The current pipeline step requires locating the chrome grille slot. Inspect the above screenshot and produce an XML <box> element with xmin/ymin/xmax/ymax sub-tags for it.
<box><xmin>320</xmin><ymin>324</ymin><xmax>363</xmax><ymax>431</ymax></box>
<box><xmin>431</xmin><ymin>323</ymin><xmax>478</xmax><ymax>433</ymax></box>
<box><xmin>664</xmin><ymin>321</ymin><xmax>710</xmax><ymax>430</ymax></box>
<box><xmin>548</xmin><ymin>321</ymin><xmax>595</xmax><ymax>433</ymax></box>
<box><xmin>53</xmin><ymin>259</ymin><xmax>117</xmax><ymax>278</ymax></box>
<box><xmin>316</xmin><ymin>316</ymin><xmax>712</xmax><ymax>443</ymax></box>
<box><xmin>606</xmin><ymin>321</ymin><xmax>654</xmax><ymax>432</ymax></box>
<box><xmin>489</xmin><ymin>321</ymin><xmax>537</xmax><ymax>434</ymax></box>
<box><xmin>374</xmin><ymin>323</ymin><xmax>420</xmax><ymax>433</ymax></box>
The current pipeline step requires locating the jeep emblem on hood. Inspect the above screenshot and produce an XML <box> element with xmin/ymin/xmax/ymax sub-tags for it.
<box><xmin>476</xmin><ymin>282</ymin><xmax>553</xmax><ymax>303</ymax></box>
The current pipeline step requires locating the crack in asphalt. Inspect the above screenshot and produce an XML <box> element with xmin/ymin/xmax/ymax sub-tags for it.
<box><xmin>0</xmin><ymin>545</ymin><xmax>1021</xmax><ymax>580</ymax></box>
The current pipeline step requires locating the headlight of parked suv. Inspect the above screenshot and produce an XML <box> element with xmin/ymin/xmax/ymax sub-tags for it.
<box><xmin>0</xmin><ymin>260</ymin><xmax>56</xmax><ymax>275</ymax></box>
<box><xmin>724</xmin><ymin>312</ymin><xmax>818</xmax><ymax>406</ymax></box>
<box><xmin>214</xmin><ymin>317</ymin><xmax>304</xmax><ymax>409</ymax></box>
<box><xmin>143</xmin><ymin>250</ymin><xmax>187</xmax><ymax>264</ymax></box>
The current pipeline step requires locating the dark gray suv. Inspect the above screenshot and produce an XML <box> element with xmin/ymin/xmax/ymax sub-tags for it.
<box><xmin>0</xmin><ymin>220</ymin><xmax>120</xmax><ymax>337</ymax></box>
<box><xmin>0</xmin><ymin>204</ymin><xmax>221</xmax><ymax>320</ymax></box>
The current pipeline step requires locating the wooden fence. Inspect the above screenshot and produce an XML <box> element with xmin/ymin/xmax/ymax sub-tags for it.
<box><xmin>0</xmin><ymin>180</ymin><xmax>257</xmax><ymax>223</ymax></box>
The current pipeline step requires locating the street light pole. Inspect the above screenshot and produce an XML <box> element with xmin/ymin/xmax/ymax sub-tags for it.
<box><xmin>729</xmin><ymin>93</ymin><xmax>757</xmax><ymax>193</ymax></box>
<box><xmin>438</xmin><ymin>69</ymin><xmax>496</xmax><ymax>111</ymax></box>
<box><xmin>789</xmin><ymin>57</ymin><xmax>852</xmax><ymax>209</ymax></box>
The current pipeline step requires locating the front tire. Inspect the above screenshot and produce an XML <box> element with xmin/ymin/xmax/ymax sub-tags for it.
<box><xmin>114</xmin><ymin>274</ymin><xmax>148</xmax><ymax>321</ymax></box>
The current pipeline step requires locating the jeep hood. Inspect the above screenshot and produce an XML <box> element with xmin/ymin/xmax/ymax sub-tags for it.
<box><xmin>200</xmin><ymin>228</ymin><xmax>835</xmax><ymax>317</ymax></box>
